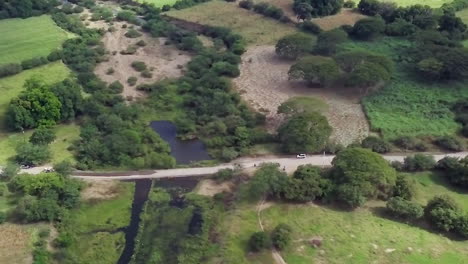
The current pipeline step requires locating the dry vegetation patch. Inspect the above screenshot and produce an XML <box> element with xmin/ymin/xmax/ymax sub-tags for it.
<box><xmin>233</xmin><ymin>46</ymin><xmax>369</xmax><ymax>145</ymax></box>
<box><xmin>166</xmin><ymin>0</ymin><xmax>297</xmax><ymax>46</ymax></box>
<box><xmin>311</xmin><ymin>9</ymin><xmax>368</xmax><ymax>30</ymax></box>
<box><xmin>196</xmin><ymin>179</ymin><xmax>233</xmax><ymax>196</ymax></box>
<box><xmin>81</xmin><ymin>179</ymin><xmax>122</xmax><ymax>201</ymax></box>
<box><xmin>0</xmin><ymin>224</ymin><xmax>33</xmax><ymax>264</ymax></box>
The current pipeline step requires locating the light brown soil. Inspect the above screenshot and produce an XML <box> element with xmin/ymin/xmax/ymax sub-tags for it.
<box><xmin>312</xmin><ymin>9</ymin><xmax>368</xmax><ymax>31</ymax></box>
<box><xmin>81</xmin><ymin>179</ymin><xmax>121</xmax><ymax>201</ymax></box>
<box><xmin>233</xmin><ymin>46</ymin><xmax>369</xmax><ymax>146</ymax></box>
<box><xmin>0</xmin><ymin>224</ymin><xmax>32</xmax><ymax>264</ymax></box>
<box><xmin>87</xmin><ymin>19</ymin><xmax>191</xmax><ymax>100</ymax></box>
<box><xmin>196</xmin><ymin>179</ymin><xmax>232</xmax><ymax>196</ymax></box>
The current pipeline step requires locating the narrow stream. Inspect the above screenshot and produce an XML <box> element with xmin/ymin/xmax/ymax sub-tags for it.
<box><xmin>116</xmin><ymin>121</ymin><xmax>211</xmax><ymax>264</ymax></box>
<box><xmin>116</xmin><ymin>179</ymin><xmax>152</xmax><ymax>264</ymax></box>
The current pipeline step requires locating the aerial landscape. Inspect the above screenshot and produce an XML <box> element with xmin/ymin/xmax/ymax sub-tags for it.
<box><xmin>0</xmin><ymin>0</ymin><xmax>467</xmax><ymax>263</ymax></box>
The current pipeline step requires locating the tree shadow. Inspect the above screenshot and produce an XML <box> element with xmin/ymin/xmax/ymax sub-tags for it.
<box><xmin>427</xmin><ymin>171</ymin><xmax>468</xmax><ymax>196</ymax></box>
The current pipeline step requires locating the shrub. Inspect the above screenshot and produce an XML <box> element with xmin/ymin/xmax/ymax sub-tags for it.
<box><xmin>424</xmin><ymin>195</ymin><xmax>461</xmax><ymax>231</ymax></box>
<box><xmin>121</xmin><ymin>45</ymin><xmax>138</xmax><ymax>55</ymax></box>
<box><xmin>385</xmin><ymin>19</ymin><xmax>418</xmax><ymax>36</ymax></box>
<box><xmin>314</xmin><ymin>29</ymin><xmax>348</xmax><ymax>55</ymax></box>
<box><xmin>108</xmin><ymin>81</ymin><xmax>124</xmax><ymax>93</ymax></box>
<box><xmin>141</xmin><ymin>70</ymin><xmax>152</xmax><ymax>78</ymax></box>
<box><xmin>361</xmin><ymin>136</ymin><xmax>391</xmax><ymax>153</ymax></box>
<box><xmin>288</xmin><ymin>56</ymin><xmax>340</xmax><ymax>87</ymax></box>
<box><xmin>30</xmin><ymin>127</ymin><xmax>56</xmax><ymax>145</ymax></box>
<box><xmin>131</xmin><ymin>61</ymin><xmax>147</xmax><ymax>72</ymax></box>
<box><xmin>212</xmin><ymin>168</ymin><xmax>235</xmax><ymax>182</ymax></box>
<box><xmin>15</xmin><ymin>143</ymin><xmax>51</xmax><ymax>166</ymax></box>
<box><xmin>392</xmin><ymin>136</ymin><xmax>427</xmax><ymax>151</ymax></box>
<box><xmin>47</xmin><ymin>50</ymin><xmax>63</xmax><ymax>62</ymax></box>
<box><xmin>436</xmin><ymin>156</ymin><xmax>468</xmax><ymax>189</ymax></box>
<box><xmin>106</xmin><ymin>67</ymin><xmax>115</xmax><ymax>75</ymax></box>
<box><xmin>125</xmin><ymin>29</ymin><xmax>142</xmax><ymax>38</ymax></box>
<box><xmin>0</xmin><ymin>211</ymin><xmax>6</xmax><ymax>224</ymax></box>
<box><xmin>271</xmin><ymin>223</ymin><xmax>292</xmax><ymax>250</ymax></box>
<box><xmin>293</xmin><ymin>0</ymin><xmax>343</xmax><ymax>17</ymax></box>
<box><xmin>403</xmin><ymin>154</ymin><xmax>436</xmax><ymax>171</ymax></box>
<box><xmin>127</xmin><ymin>77</ymin><xmax>137</xmax><ymax>86</ymax></box>
<box><xmin>275</xmin><ymin>33</ymin><xmax>315</xmax><ymax>59</ymax></box>
<box><xmin>435</xmin><ymin>136</ymin><xmax>464</xmax><ymax>151</ymax></box>
<box><xmin>386</xmin><ymin>197</ymin><xmax>424</xmax><ymax>220</ymax></box>
<box><xmin>248</xmin><ymin>231</ymin><xmax>271</xmax><ymax>252</ymax></box>
<box><xmin>393</xmin><ymin>174</ymin><xmax>415</xmax><ymax>200</ymax></box>
<box><xmin>136</xmin><ymin>40</ymin><xmax>147</xmax><ymax>47</ymax></box>
<box><xmin>298</xmin><ymin>21</ymin><xmax>322</xmax><ymax>34</ymax></box>
<box><xmin>239</xmin><ymin>0</ymin><xmax>254</xmax><ymax>9</ymax></box>
<box><xmin>352</xmin><ymin>17</ymin><xmax>385</xmax><ymax>40</ymax></box>
<box><xmin>343</xmin><ymin>0</ymin><xmax>355</xmax><ymax>7</ymax></box>
<box><xmin>21</xmin><ymin>57</ymin><xmax>49</xmax><ymax>70</ymax></box>
<box><xmin>0</xmin><ymin>63</ymin><xmax>22</xmax><ymax>77</ymax></box>
<box><xmin>162</xmin><ymin>5</ymin><xmax>171</xmax><ymax>11</ymax></box>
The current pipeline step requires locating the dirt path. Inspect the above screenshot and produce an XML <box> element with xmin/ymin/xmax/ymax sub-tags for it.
<box><xmin>233</xmin><ymin>45</ymin><xmax>369</xmax><ymax>145</ymax></box>
<box><xmin>257</xmin><ymin>199</ymin><xmax>288</xmax><ymax>264</ymax></box>
<box><xmin>87</xmin><ymin>19</ymin><xmax>191</xmax><ymax>100</ymax></box>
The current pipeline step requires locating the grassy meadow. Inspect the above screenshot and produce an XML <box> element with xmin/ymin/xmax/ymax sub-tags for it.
<box><xmin>0</xmin><ymin>15</ymin><xmax>73</xmax><ymax>64</ymax></box>
<box><xmin>60</xmin><ymin>182</ymin><xmax>134</xmax><ymax>264</ymax></box>
<box><xmin>384</xmin><ymin>0</ymin><xmax>452</xmax><ymax>7</ymax></box>
<box><xmin>339</xmin><ymin>37</ymin><xmax>468</xmax><ymax>139</ymax></box>
<box><xmin>137</xmin><ymin>0</ymin><xmax>178</xmax><ymax>7</ymax></box>
<box><xmin>165</xmin><ymin>0</ymin><xmax>297</xmax><ymax>45</ymax></box>
<box><xmin>219</xmin><ymin>170</ymin><xmax>468</xmax><ymax>264</ymax></box>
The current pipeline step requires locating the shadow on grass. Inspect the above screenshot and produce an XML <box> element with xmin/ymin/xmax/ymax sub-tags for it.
<box><xmin>427</xmin><ymin>171</ymin><xmax>468</xmax><ymax>196</ymax></box>
<box><xmin>369</xmin><ymin>205</ymin><xmax>467</xmax><ymax>242</ymax></box>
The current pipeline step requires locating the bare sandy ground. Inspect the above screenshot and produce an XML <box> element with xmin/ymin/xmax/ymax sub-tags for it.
<box><xmin>233</xmin><ymin>45</ymin><xmax>369</xmax><ymax>146</ymax></box>
<box><xmin>87</xmin><ymin>19</ymin><xmax>191</xmax><ymax>100</ymax></box>
<box><xmin>81</xmin><ymin>179</ymin><xmax>121</xmax><ymax>200</ymax></box>
<box><xmin>311</xmin><ymin>9</ymin><xmax>368</xmax><ymax>30</ymax></box>
<box><xmin>196</xmin><ymin>179</ymin><xmax>232</xmax><ymax>196</ymax></box>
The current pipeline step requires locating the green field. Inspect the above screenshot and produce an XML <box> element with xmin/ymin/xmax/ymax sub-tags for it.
<box><xmin>60</xmin><ymin>182</ymin><xmax>134</xmax><ymax>264</ymax></box>
<box><xmin>166</xmin><ymin>0</ymin><xmax>297</xmax><ymax>45</ymax></box>
<box><xmin>384</xmin><ymin>0</ymin><xmax>452</xmax><ymax>7</ymax></box>
<box><xmin>340</xmin><ymin>37</ymin><xmax>468</xmax><ymax>139</ymax></box>
<box><xmin>138</xmin><ymin>0</ymin><xmax>178</xmax><ymax>7</ymax></box>
<box><xmin>0</xmin><ymin>15</ymin><xmax>73</xmax><ymax>65</ymax></box>
<box><xmin>217</xmin><ymin>169</ymin><xmax>468</xmax><ymax>264</ymax></box>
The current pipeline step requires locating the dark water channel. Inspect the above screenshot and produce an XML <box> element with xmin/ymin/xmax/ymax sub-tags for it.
<box><xmin>116</xmin><ymin>121</ymin><xmax>210</xmax><ymax>264</ymax></box>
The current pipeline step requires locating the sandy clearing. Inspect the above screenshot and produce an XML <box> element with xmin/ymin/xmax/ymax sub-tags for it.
<box><xmin>81</xmin><ymin>179</ymin><xmax>121</xmax><ymax>201</ymax></box>
<box><xmin>196</xmin><ymin>179</ymin><xmax>233</xmax><ymax>196</ymax></box>
<box><xmin>87</xmin><ymin>19</ymin><xmax>191</xmax><ymax>100</ymax></box>
<box><xmin>0</xmin><ymin>224</ymin><xmax>32</xmax><ymax>264</ymax></box>
<box><xmin>311</xmin><ymin>9</ymin><xmax>368</xmax><ymax>31</ymax></box>
<box><xmin>233</xmin><ymin>45</ymin><xmax>369</xmax><ymax>146</ymax></box>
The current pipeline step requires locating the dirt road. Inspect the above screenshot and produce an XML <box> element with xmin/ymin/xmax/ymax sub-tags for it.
<box><xmin>69</xmin><ymin>151</ymin><xmax>468</xmax><ymax>180</ymax></box>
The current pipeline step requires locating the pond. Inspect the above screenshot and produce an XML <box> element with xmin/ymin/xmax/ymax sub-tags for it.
<box><xmin>150</xmin><ymin>120</ymin><xmax>211</xmax><ymax>164</ymax></box>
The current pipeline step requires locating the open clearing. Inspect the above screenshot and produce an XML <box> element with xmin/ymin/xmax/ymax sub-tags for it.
<box><xmin>89</xmin><ymin>20</ymin><xmax>191</xmax><ymax>99</ymax></box>
<box><xmin>81</xmin><ymin>179</ymin><xmax>121</xmax><ymax>201</ymax></box>
<box><xmin>0</xmin><ymin>15</ymin><xmax>73</xmax><ymax>64</ymax></box>
<box><xmin>219</xmin><ymin>170</ymin><xmax>468</xmax><ymax>264</ymax></box>
<box><xmin>340</xmin><ymin>37</ymin><xmax>468</xmax><ymax>139</ymax></box>
<box><xmin>233</xmin><ymin>45</ymin><xmax>369</xmax><ymax>145</ymax></box>
<box><xmin>165</xmin><ymin>0</ymin><xmax>297</xmax><ymax>46</ymax></box>
<box><xmin>311</xmin><ymin>9</ymin><xmax>367</xmax><ymax>30</ymax></box>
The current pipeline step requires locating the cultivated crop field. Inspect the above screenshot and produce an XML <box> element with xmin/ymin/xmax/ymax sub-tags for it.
<box><xmin>0</xmin><ymin>15</ymin><xmax>72</xmax><ymax>64</ymax></box>
<box><xmin>340</xmin><ymin>37</ymin><xmax>468</xmax><ymax>139</ymax></box>
<box><xmin>165</xmin><ymin>0</ymin><xmax>297</xmax><ymax>45</ymax></box>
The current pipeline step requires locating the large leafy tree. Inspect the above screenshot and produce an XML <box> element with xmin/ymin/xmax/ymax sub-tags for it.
<box><xmin>288</xmin><ymin>56</ymin><xmax>340</xmax><ymax>87</ymax></box>
<box><xmin>284</xmin><ymin>165</ymin><xmax>332</xmax><ymax>201</ymax></box>
<box><xmin>275</xmin><ymin>33</ymin><xmax>315</xmax><ymax>59</ymax></box>
<box><xmin>278</xmin><ymin>112</ymin><xmax>332</xmax><ymax>153</ymax></box>
<box><xmin>6</xmin><ymin>78</ymin><xmax>61</xmax><ymax>131</ymax></box>
<box><xmin>293</xmin><ymin>0</ymin><xmax>343</xmax><ymax>18</ymax></box>
<box><xmin>330</xmin><ymin>147</ymin><xmax>397</xmax><ymax>207</ymax></box>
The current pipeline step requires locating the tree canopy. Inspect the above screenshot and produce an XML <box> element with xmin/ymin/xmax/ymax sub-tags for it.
<box><xmin>275</xmin><ymin>33</ymin><xmax>316</xmax><ymax>59</ymax></box>
<box><xmin>293</xmin><ymin>0</ymin><xmax>343</xmax><ymax>18</ymax></box>
<box><xmin>288</xmin><ymin>56</ymin><xmax>340</xmax><ymax>87</ymax></box>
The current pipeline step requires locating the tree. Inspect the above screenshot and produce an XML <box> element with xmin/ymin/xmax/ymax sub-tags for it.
<box><xmin>275</xmin><ymin>33</ymin><xmax>315</xmax><ymax>59</ymax></box>
<box><xmin>53</xmin><ymin>160</ymin><xmax>74</xmax><ymax>176</ymax></box>
<box><xmin>293</xmin><ymin>0</ymin><xmax>343</xmax><ymax>17</ymax></box>
<box><xmin>249</xmin><ymin>232</ymin><xmax>271</xmax><ymax>252</ymax></box>
<box><xmin>352</xmin><ymin>17</ymin><xmax>385</xmax><ymax>40</ymax></box>
<box><xmin>314</xmin><ymin>29</ymin><xmax>348</xmax><ymax>55</ymax></box>
<box><xmin>403</xmin><ymin>154</ymin><xmax>435</xmax><ymax>171</ymax></box>
<box><xmin>271</xmin><ymin>223</ymin><xmax>292</xmax><ymax>250</ymax></box>
<box><xmin>361</xmin><ymin>136</ymin><xmax>391</xmax><ymax>153</ymax></box>
<box><xmin>288</xmin><ymin>56</ymin><xmax>340</xmax><ymax>87</ymax></box>
<box><xmin>278</xmin><ymin>112</ymin><xmax>332</xmax><ymax>153</ymax></box>
<box><xmin>386</xmin><ymin>197</ymin><xmax>424</xmax><ymax>220</ymax></box>
<box><xmin>417</xmin><ymin>58</ymin><xmax>444</xmax><ymax>80</ymax></box>
<box><xmin>15</xmin><ymin>142</ymin><xmax>51</xmax><ymax>166</ymax></box>
<box><xmin>29</xmin><ymin>126</ymin><xmax>56</xmax><ymax>145</ymax></box>
<box><xmin>247</xmin><ymin>163</ymin><xmax>288</xmax><ymax>200</ymax></box>
<box><xmin>284</xmin><ymin>165</ymin><xmax>331</xmax><ymax>201</ymax></box>
<box><xmin>424</xmin><ymin>195</ymin><xmax>461</xmax><ymax>231</ymax></box>
<box><xmin>51</xmin><ymin>79</ymin><xmax>83</xmax><ymax>122</ymax></box>
<box><xmin>331</xmin><ymin>147</ymin><xmax>397</xmax><ymax>207</ymax></box>
<box><xmin>6</xmin><ymin>78</ymin><xmax>61</xmax><ymax>131</ymax></box>
<box><xmin>1</xmin><ymin>163</ymin><xmax>19</xmax><ymax>181</ymax></box>
<box><xmin>437</xmin><ymin>157</ymin><xmax>468</xmax><ymax>188</ymax></box>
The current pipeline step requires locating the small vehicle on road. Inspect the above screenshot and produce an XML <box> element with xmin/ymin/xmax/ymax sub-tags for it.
<box><xmin>296</xmin><ymin>154</ymin><xmax>307</xmax><ymax>159</ymax></box>
<box><xmin>43</xmin><ymin>167</ymin><xmax>54</xmax><ymax>173</ymax></box>
<box><xmin>20</xmin><ymin>164</ymin><xmax>31</xmax><ymax>169</ymax></box>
